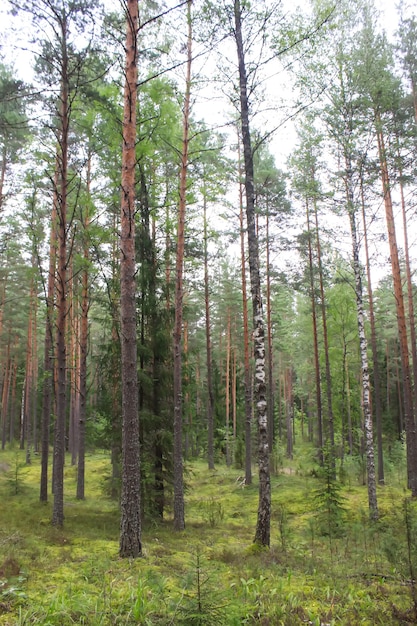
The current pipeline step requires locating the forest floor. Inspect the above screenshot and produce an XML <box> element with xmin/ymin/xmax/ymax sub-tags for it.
<box><xmin>0</xmin><ymin>441</ymin><xmax>416</xmax><ymax>625</ymax></box>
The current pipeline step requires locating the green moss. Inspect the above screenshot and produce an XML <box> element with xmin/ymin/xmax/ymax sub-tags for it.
<box><xmin>0</xmin><ymin>448</ymin><xmax>416</xmax><ymax>624</ymax></box>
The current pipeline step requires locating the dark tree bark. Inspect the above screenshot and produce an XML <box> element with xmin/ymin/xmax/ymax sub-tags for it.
<box><xmin>52</xmin><ymin>9</ymin><xmax>69</xmax><ymax>528</ymax></box>
<box><xmin>234</xmin><ymin>0</ymin><xmax>270</xmax><ymax>547</ymax></box>
<box><xmin>119</xmin><ymin>0</ymin><xmax>141</xmax><ymax>558</ymax></box>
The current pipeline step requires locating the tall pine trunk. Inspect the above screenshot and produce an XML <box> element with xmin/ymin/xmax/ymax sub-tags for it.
<box><xmin>119</xmin><ymin>0</ymin><xmax>141</xmax><ymax>558</ymax></box>
<box><xmin>52</xmin><ymin>11</ymin><xmax>69</xmax><ymax>527</ymax></box>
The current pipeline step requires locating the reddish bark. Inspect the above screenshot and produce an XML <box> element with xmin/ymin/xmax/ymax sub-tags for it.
<box><xmin>119</xmin><ymin>0</ymin><xmax>141</xmax><ymax>558</ymax></box>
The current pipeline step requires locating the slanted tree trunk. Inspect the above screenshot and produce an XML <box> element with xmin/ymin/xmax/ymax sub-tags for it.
<box><xmin>173</xmin><ymin>0</ymin><xmax>192</xmax><ymax>532</ymax></box>
<box><xmin>119</xmin><ymin>0</ymin><xmax>141</xmax><ymax>558</ymax></box>
<box><xmin>76</xmin><ymin>149</ymin><xmax>91</xmax><ymax>501</ymax></box>
<box><xmin>234</xmin><ymin>0</ymin><xmax>270</xmax><ymax>547</ymax></box>
<box><xmin>376</xmin><ymin>115</ymin><xmax>417</xmax><ymax>496</ymax></box>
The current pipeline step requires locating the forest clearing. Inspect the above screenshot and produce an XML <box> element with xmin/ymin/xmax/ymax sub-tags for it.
<box><xmin>0</xmin><ymin>444</ymin><xmax>416</xmax><ymax>625</ymax></box>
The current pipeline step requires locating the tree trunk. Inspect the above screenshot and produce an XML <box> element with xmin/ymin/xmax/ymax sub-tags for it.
<box><xmin>40</xmin><ymin>166</ymin><xmax>58</xmax><ymax>502</ymax></box>
<box><xmin>312</xmin><ymin>195</ymin><xmax>335</xmax><ymax>469</ymax></box>
<box><xmin>52</xmin><ymin>11</ymin><xmax>69</xmax><ymax>527</ymax></box>
<box><xmin>398</xmin><ymin>159</ymin><xmax>417</xmax><ymax>440</ymax></box>
<box><xmin>238</xmin><ymin>145</ymin><xmax>253</xmax><ymax>485</ymax></box>
<box><xmin>360</xmin><ymin>177</ymin><xmax>384</xmax><ymax>484</ymax></box>
<box><xmin>345</xmin><ymin>166</ymin><xmax>378</xmax><ymax>520</ymax></box>
<box><xmin>119</xmin><ymin>0</ymin><xmax>141</xmax><ymax>558</ymax></box>
<box><xmin>285</xmin><ymin>368</ymin><xmax>293</xmax><ymax>460</ymax></box>
<box><xmin>203</xmin><ymin>191</ymin><xmax>215</xmax><ymax>470</ymax></box>
<box><xmin>234</xmin><ymin>0</ymin><xmax>270</xmax><ymax>547</ymax></box>
<box><xmin>173</xmin><ymin>0</ymin><xmax>192</xmax><ymax>532</ymax></box>
<box><xmin>266</xmin><ymin>202</ymin><xmax>274</xmax><ymax>453</ymax></box>
<box><xmin>306</xmin><ymin>199</ymin><xmax>323</xmax><ymax>463</ymax></box>
<box><xmin>1</xmin><ymin>342</ymin><xmax>11</xmax><ymax>450</ymax></box>
<box><xmin>225</xmin><ymin>309</ymin><xmax>231</xmax><ymax>467</ymax></box>
<box><xmin>76</xmin><ymin>149</ymin><xmax>91</xmax><ymax>500</ymax></box>
<box><xmin>376</xmin><ymin>117</ymin><xmax>417</xmax><ymax>496</ymax></box>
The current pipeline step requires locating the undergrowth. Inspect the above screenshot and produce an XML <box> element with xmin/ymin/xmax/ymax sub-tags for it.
<box><xmin>0</xmin><ymin>444</ymin><xmax>415</xmax><ymax>625</ymax></box>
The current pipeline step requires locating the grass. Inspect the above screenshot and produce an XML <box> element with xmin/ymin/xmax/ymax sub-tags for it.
<box><xmin>0</xmin><ymin>442</ymin><xmax>416</xmax><ymax>625</ymax></box>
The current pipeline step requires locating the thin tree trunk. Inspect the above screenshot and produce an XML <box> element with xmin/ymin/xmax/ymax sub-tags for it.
<box><xmin>203</xmin><ymin>191</ymin><xmax>215</xmax><ymax>470</ymax></box>
<box><xmin>238</xmin><ymin>145</ymin><xmax>252</xmax><ymax>485</ymax></box>
<box><xmin>173</xmin><ymin>0</ymin><xmax>192</xmax><ymax>532</ymax></box>
<box><xmin>286</xmin><ymin>368</ymin><xmax>293</xmax><ymax>460</ymax></box>
<box><xmin>1</xmin><ymin>342</ymin><xmax>11</xmax><ymax>450</ymax></box>
<box><xmin>225</xmin><ymin>310</ymin><xmax>231</xmax><ymax>467</ymax></box>
<box><xmin>234</xmin><ymin>0</ymin><xmax>270</xmax><ymax>547</ymax></box>
<box><xmin>76</xmin><ymin>149</ymin><xmax>91</xmax><ymax>500</ymax></box>
<box><xmin>360</xmin><ymin>178</ymin><xmax>384</xmax><ymax>484</ymax></box>
<box><xmin>24</xmin><ymin>275</ymin><xmax>36</xmax><ymax>465</ymax></box>
<box><xmin>306</xmin><ymin>199</ymin><xmax>323</xmax><ymax>464</ymax></box>
<box><xmin>40</xmin><ymin>166</ymin><xmax>58</xmax><ymax>503</ymax></box>
<box><xmin>398</xmin><ymin>160</ymin><xmax>417</xmax><ymax>435</ymax></box>
<box><xmin>312</xmin><ymin>195</ymin><xmax>335</xmax><ymax>469</ymax></box>
<box><xmin>266</xmin><ymin>202</ymin><xmax>274</xmax><ymax>453</ymax></box>
<box><xmin>119</xmin><ymin>0</ymin><xmax>141</xmax><ymax>558</ymax></box>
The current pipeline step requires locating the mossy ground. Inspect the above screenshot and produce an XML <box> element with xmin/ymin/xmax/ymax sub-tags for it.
<box><xmin>0</xmin><ymin>442</ymin><xmax>415</xmax><ymax>625</ymax></box>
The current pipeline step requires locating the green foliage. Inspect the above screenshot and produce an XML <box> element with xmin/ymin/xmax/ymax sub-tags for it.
<box><xmin>198</xmin><ymin>497</ymin><xmax>224</xmax><ymax>528</ymax></box>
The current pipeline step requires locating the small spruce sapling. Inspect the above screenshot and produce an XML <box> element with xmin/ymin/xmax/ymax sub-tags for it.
<box><xmin>313</xmin><ymin>444</ymin><xmax>347</xmax><ymax>539</ymax></box>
